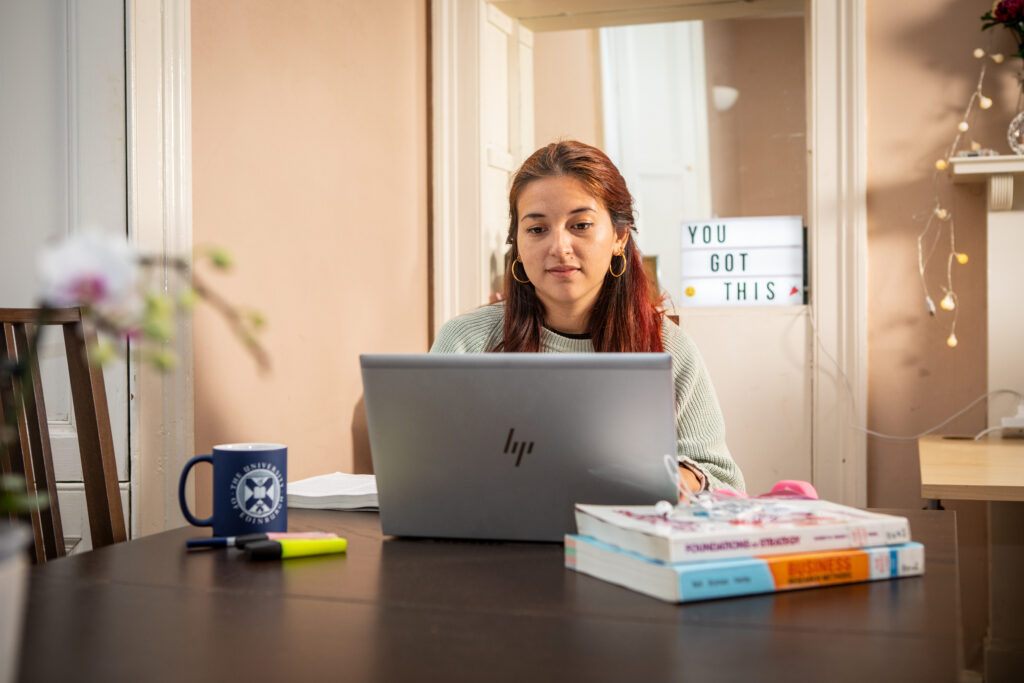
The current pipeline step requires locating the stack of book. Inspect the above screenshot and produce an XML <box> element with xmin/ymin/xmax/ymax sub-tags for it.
<box><xmin>565</xmin><ymin>497</ymin><xmax>924</xmax><ymax>603</ymax></box>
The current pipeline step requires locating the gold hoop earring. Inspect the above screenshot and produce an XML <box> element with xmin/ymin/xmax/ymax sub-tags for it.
<box><xmin>511</xmin><ymin>257</ymin><xmax>531</xmax><ymax>284</ymax></box>
<box><xmin>609</xmin><ymin>252</ymin><xmax>627</xmax><ymax>278</ymax></box>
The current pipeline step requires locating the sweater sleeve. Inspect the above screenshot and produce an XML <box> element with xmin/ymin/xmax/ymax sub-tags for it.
<box><xmin>663</xmin><ymin>321</ymin><xmax>746</xmax><ymax>493</ymax></box>
<box><xmin>429</xmin><ymin>304</ymin><xmax>504</xmax><ymax>353</ymax></box>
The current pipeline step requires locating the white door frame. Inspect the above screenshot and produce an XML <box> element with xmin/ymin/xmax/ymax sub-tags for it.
<box><xmin>806</xmin><ymin>0</ymin><xmax>867</xmax><ymax>506</ymax></box>
<box><xmin>431</xmin><ymin>0</ymin><xmax>483</xmax><ymax>334</ymax></box>
<box><xmin>432</xmin><ymin>0</ymin><xmax>867</xmax><ymax>505</ymax></box>
<box><xmin>125</xmin><ymin>0</ymin><xmax>195</xmax><ymax>535</ymax></box>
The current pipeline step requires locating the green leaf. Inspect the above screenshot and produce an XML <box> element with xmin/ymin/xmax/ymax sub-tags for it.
<box><xmin>90</xmin><ymin>337</ymin><xmax>118</xmax><ymax>367</ymax></box>
<box><xmin>148</xmin><ymin>348</ymin><xmax>178</xmax><ymax>371</ymax></box>
<box><xmin>177</xmin><ymin>287</ymin><xmax>199</xmax><ymax>311</ymax></box>
<box><xmin>207</xmin><ymin>247</ymin><xmax>234</xmax><ymax>270</ymax></box>
<box><xmin>247</xmin><ymin>310</ymin><xmax>267</xmax><ymax>330</ymax></box>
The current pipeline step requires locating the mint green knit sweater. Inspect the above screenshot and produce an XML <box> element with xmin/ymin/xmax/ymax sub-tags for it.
<box><xmin>430</xmin><ymin>304</ymin><xmax>745</xmax><ymax>492</ymax></box>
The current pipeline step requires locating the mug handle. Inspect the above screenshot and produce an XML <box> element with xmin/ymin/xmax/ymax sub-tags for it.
<box><xmin>178</xmin><ymin>454</ymin><xmax>214</xmax><ymax>527</ymax></box>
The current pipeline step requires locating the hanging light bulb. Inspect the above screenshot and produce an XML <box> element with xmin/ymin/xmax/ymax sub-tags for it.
<box><xmin>934</xmin><ymin>207</ymin><xmax>949</xmax><ymax>219</ymax></box>
<box><xmin>980</xmin><ymin>96</ymin><xmax>993</xmax><ymax>109</ymax></box>
<box><xmin>992</xmin><ymin>53</ymin><xmax>1005</xmax><ymax>63</ymax></box>
<box><xmin>947</xmin><ymin>332</ymin><xmax>958</xmax><ymax>348</ymax></box>
<box><xmin>958</xmin><ymin>121</ymin><xmax>969</xmax><ymax>132</ymax></box>
<box><xmin>940</xmin><ymin>293</ymin><xmax>956</xmax><ymax>311</ymax></box>
<box><xmin>956</xmin><ymin>253</ymin><xmax>969</xmax><ymax>264</ymax></box>
<box><xmin>935</xmin><ymin>159</ymin><xmax>948</xmax><ymax>170</ymax></box>
<box><xmin>974</xmin><ymin>48</ymin><xmax>985</xmax><ymax>58</ymax></box>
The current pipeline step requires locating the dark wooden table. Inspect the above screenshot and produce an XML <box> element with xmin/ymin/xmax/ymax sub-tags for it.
<box><xmin>18</xmin><ymin>508</ymin><xmax>961</xmax><ymax>682</ymax></box>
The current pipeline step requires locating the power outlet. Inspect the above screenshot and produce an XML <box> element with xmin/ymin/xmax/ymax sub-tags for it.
<box><xmin>1002</xmin><ymin>412</ymin><xmax>1024</xmax><ymax>438</ymax></box>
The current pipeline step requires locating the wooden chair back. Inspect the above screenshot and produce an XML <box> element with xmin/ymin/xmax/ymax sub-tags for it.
<box><xmin>0</xmin><ymin>307</ymin><xmax>126</xmax><ymax>562</ymax></box>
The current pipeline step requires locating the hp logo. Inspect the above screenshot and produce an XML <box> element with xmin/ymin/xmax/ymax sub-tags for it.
<box><xmin>503</xmin><ymin>428</ymin><xmax>533</xmax><ymax>467</ymax></box>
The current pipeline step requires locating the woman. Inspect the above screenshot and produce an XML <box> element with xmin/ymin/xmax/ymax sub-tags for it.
<box><xmin>431</xmin><ymin>140</ymin><xmax>744</xmax><ymax>493</ymax></box>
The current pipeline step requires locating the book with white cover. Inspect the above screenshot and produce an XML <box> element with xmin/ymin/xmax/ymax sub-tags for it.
<box><xmin>574</xmin><ymin>498</ymin><xmax>911</xmax><ymax>564</ymax></box>
<box><xmin>287</xmin><ymin>472</ymin><xmax>378</xmax><ymax>510</ymax></box>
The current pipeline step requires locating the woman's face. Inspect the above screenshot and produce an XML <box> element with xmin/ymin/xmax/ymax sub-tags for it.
<box><xmin>515</xmin><ymin>175</ymin><xmax>627</xmax><ymax>317</ymax></box>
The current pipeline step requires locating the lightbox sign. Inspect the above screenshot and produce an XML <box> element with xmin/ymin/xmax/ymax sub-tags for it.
<box><xmin>679</xmin><ymin>216</ymin><xmax>805</xmax><ymax>307</ymax></box>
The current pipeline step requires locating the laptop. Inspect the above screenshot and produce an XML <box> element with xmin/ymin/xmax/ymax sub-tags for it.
<box><xmin>360</xmin><ymin>353</ymin><xmax>679</xmax><ymax>542</ymax></box>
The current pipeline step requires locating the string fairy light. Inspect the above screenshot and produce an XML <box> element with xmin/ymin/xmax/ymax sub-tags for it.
<box><xmin>917</xmin><ymin>47</ymin><xmax>1004</xmax><ymax>348</ymax></box>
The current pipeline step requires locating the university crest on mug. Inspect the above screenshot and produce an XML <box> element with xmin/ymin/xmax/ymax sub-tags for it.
<box><xmin>178</xmin><ymin>443</ymin><xmax>288</xmax><ymax>537</ymax></box>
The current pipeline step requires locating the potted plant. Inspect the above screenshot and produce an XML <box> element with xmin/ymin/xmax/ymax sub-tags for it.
<box><xmin>0</xmin><ymin>475</ymin><xmax>42</xmax><ymax>683</ymax></box>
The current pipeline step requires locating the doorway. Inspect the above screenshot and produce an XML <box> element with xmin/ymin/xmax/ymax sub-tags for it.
<box><xmin>431</xmin><ymin>0</ymin><xmax>868</xmax><ymax>504</ymax></box>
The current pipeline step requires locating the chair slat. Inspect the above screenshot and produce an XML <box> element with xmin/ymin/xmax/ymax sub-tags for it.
<box><xmin>0</xmin><ymin>308</ymin><xmax>82</xmax><ymax>323</ymax></box>
<box><xmin>0</xmin><ymin>323</ymin><xmax>17</xmax><ymax>479</ymax></box>
<box><xmin>1</xmin><ymin>323</ymin><xmax>47</xmax><ymax>563</ymax></box>
<box><xmin>14</xmin><ymin>323</ymin><xmax>65</xmax><ymax>559</ymax></box>
<box><xmin>63</xmin><ymin>319</ymin><xmax>126</xmax><ymax>546</ymax></box>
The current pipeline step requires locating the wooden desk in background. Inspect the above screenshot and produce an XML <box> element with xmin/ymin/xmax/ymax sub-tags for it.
<box><xmin>919</xmin><ymin>435</ymin><xmax>1024</xmax><ymax>682</ymax></box>
<box><xmin>19</xmin><ymin>509</ymin><xmax>960</xmax><ymax>682</ymax></box>
<box><xmin>919</xmin><ymin>434</ymin><xmax>1024</xmax><ymax>501</ymax></box>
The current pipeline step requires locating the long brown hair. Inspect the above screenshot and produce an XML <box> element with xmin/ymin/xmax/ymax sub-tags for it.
<box><xmin>495</xmin><ymin>140</ymin><xmax>664</xmax><ymax>352</ymax></box>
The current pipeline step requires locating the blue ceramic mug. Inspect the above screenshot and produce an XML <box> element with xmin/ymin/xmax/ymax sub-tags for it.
<box><xmin>178</xmin><ymin>443</ymin><xmax>287</xmax><ymax>536</ymax></box>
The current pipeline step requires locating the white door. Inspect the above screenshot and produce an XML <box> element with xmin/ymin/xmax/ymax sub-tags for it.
<box><xmin>0</xmin><ymin>0</ymin><xmax>130</xmax><ymax>552</ymax></box>
<box><xmin>600</xmin><ymin>21</ymin><xmax>811</xmax><ymax>495</ymax></box>
<box><xmin>431</xmin><ymin>0</ymin><xmax>534</xmax><ymax>324</ymax></box>
<box><xmin>481</xmin><ymin>4</ymin><xmax>534</xmax><ymax>301</ymax></box>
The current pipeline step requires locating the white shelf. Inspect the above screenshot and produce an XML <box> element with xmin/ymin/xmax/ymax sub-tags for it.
<box><xmin>948</xmin><ymin>155</ymin><xmax>1024</xmax><ymax>180</ymax></box>
<box><xmin>948</xmin><ymin>155</ymin><xmax>1024</xmax><ymax>210</ymax></box>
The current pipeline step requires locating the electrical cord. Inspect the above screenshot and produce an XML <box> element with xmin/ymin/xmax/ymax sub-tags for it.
<box><xmin>972</xmin><ymin>425</ymin><xmax>1005</xmax><ymax>441</ymax></box>
<box><xmin>856</xmin><ymin>389</ymin><xmax>1023</xmax><ymax>441</ymax></box>
<box><xmin>806</xmin><ymin>307</ymin><xmax>1023</xmax><ymax>442</ymax></box>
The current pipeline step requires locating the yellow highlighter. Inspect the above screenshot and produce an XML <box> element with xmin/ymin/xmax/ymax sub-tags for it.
<box><xmin>244</xmin><ymin>537</ymin><xmax>348</xmax><ymax>560</ymax></box>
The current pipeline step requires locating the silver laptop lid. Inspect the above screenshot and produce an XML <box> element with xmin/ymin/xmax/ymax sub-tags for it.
<box><xmin>360</xmin><ymin>353</ymin><xmax>679</xmax><ymax>542</ymax></box>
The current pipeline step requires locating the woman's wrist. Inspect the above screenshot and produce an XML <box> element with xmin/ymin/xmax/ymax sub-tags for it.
<box><xmin>679</xmin><ymin>462</ymin><xmax>704</xmax><ymax>493</ymax></box>
<box><xmin>678</xmin><ymin>463</ymin><xmax>704</xmax><ymax>495</ymax></box>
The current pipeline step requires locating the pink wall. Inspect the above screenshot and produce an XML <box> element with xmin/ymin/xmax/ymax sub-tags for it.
<box><xmin>704</xmin><ymin>17</ymin><xmax>806</xmax><ymax>218</ymax></box>
<box><xmin>190</xmin><ymin>0</ymin><xmax>429</xmax><ymax>494</ymax></box>
<box><xmin>533</xmin><ymin>29</ymin><xmax>604</xmax><ymax>148</ymax></box>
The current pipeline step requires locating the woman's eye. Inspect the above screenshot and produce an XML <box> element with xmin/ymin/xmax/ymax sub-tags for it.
<box><xmin>573</xmin><ymin>222</ymin><xmax>593</xmax><ymax>231</ymax></box>
<box><xmin>526</xmin><ymin>226</ymin><xmax>547</xmax><ymax>234</ymax></box>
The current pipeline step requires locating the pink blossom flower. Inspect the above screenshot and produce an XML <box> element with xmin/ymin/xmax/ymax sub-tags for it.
<box><xmin>36</xmin><ymin>231</ymin><xmax>141</xmax><ymax>320</ymax></box>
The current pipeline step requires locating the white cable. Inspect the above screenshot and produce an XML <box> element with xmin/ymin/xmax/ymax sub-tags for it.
<box><xmin>973</xmin><ymin>425</ymin><xmax>1004</xmax><ymax>440</ymax></box>
<box><xmin>858</xmin><ymin>389</ymin><xmax>1022</xmax><ymax>441</ymax></box>
<box><xmin>806</xmin><ymin>307</ymin><xmax>1023</xmax><ymax>441</ymax></box>
<box><xmin>806</xmin><ymin>307</ymin><xmax>862</xmax><ymax>423</ymax></box>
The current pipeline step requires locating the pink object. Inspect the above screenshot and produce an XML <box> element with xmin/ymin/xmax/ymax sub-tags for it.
<box><xmin>763</xmin><ymin>480</ymin><xmax>819</xmax><ymax>500</ymax></box>
<box><xmin>266</xmin><ymin>532</ymin><xmax>336</xmax><ymax>540</ymax></box>
<box><xmin>708</xmin><ymin>480</ymin><xmax>817</xmax><ymax>500</ymax></box>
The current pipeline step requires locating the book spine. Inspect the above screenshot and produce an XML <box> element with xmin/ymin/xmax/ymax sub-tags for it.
<box><xmin>565</xmin><ymin>536</ymin><xmax>925</xmax><ymax>603</ymax></box>
<box><xmin>574</xmin><ymin>509</ymin><xmax>911</xmax><ymax>563</ymax></box>
<box><xmin>672</xmin><ymin>518</ymin><xmax>912</xmax><ymax>562</ymax></box>
<box><xmin>677</xmin><ymin>543</ymin><xmax>925</xmax><ymax>602</ymax></box>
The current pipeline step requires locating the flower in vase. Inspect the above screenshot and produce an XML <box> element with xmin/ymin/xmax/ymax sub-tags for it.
<box><xmin>993</xmin><ymin>0</ymin><xmax>1024</xmax><ymax>24</ymax></box>
<box><xmin>982</xmin><ymin>1</ymin><xmax>1024</xmax><ymax>61</ymax></box>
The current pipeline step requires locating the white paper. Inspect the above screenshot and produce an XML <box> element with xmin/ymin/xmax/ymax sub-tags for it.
<box><xmin>286</xmin><ymin>472</ymin><xmax>378</xmax><ymax>510</ymax></box>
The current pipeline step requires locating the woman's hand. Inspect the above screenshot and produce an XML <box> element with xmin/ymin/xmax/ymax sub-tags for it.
<box><xmin>678</xmin><ymin>466</ymin><xmax>700</xmax><ymax>498</ymax></box>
